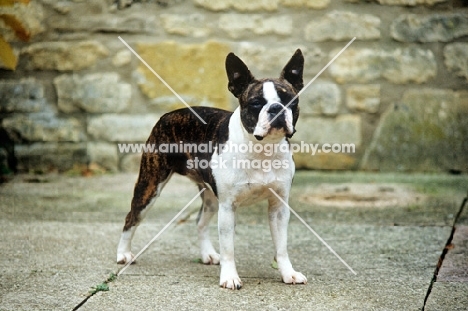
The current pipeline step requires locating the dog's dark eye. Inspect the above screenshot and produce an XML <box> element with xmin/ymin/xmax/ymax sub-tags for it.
<box><xmin>249</xmin><ymin>99</ymin><xmax>264</xmax><ymax>109</ymax></box>
<box><xmin>288</xmin><ymin>98</ymin><xmax>299</xmax><ymax>107</ymax></box>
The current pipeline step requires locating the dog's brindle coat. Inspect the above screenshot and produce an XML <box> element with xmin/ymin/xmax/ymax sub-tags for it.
<box><xmin>117</xmin><ymin>49</ymin><xmax>307</xmax><ymax>289</ymax></box>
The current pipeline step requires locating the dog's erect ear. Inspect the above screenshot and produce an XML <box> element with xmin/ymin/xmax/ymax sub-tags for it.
<box><xmin>225</xmin><ymin>52</ymin><xmax>255</xmax><ymax>98</ymax></box>
<box><xmin>280</xmin><ymin>49</ymin><xmax>304</xmax><ymax>92</ymax></box>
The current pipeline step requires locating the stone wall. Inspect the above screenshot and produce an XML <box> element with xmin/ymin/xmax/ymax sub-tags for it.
<box><xmin>0</xmin><ymin>0</ymin><xmax>467</xmax><ymax>174</ymax></box>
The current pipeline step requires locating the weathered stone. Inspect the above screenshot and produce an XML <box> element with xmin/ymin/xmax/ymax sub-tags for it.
<box><xmin>237</xmin><ymin>43</ymin><xmax>323</xmax><ymax>75</ymax></box>
<box><xmin>346</xmin><ymin>0</ymin><xmax>447</xmax><ymax>5</ymax></box>
<box><xmin>87</xmin><ymin>114</ymin><xmax>161</xmax><ymax>142</ymax></box>
<box><xmin>0</xmin><ymin>49</ymin><xmax>19</xmax><ymax>70</ymax></box>
<box><xmin>2</xmin><ymin>113</ymin><xmax>85</xmax><ymax>142</ymax></box>
<box><xmin>305</xmin><ymin>11</ymin><xmax>380</xmax><ymax>42</ymax></box>
<box><xmin>0</xmin><ymin>79</ymin><xmax>47</xmax><ymax>113</ymax></box>
<box><xmin>444</xmin><ymin>43</ymin><xmax>468</xmax><ymax>82</ymax></box>
<box><xmin>346</xmin><ymin>85</ymin><xmax>380</xmax><ymax>113</ymax></box>
<box><xmin>148</xmin><ymin>95</ymin><xmax>217</xmax><ymax>112</ymax></box>
<box><xmin>21</xmin><ymin>41</ymin><xmax>109</xmax><ymax>71</ymax></box>
<box><xmin>328</xmin><ymin>47</ymin><xmax>436</xmax><ymax>84</ymax></box>
<box><xmin>48</xmin><ymin>14</ymin><xmax>158</xmax><ymax>34</ymax></box>
<box><xmin>160</xmin><ymin>14</ymin><xmax>212</xmax><ymax>37</ymax></box>
<box><xmin>293</xmin><ymin>115</ymin><xmax>361</xmax><ymax>146</ymax></box>
<box><xmin>391</xmin><ymin>13</ymin><xmax>468</xmax><ymax>42</ymax></box>
<box><xmin>219</xmin><ymin>14</ymin><xmax>292</xmax><ymax>39</ymax></box>
<box><xmin>292</xmin><ymin>115</ymin><xmax>360</xmax><ymax>170</ymax></box>
<box><xmin>0</xmin><ymin>2</ymin><xmax>44</xmax><ymax>42</ymax></box>
<box><xmin>120</xmin><ymin>153</ymin><xmax>142</xmax><ymax>172</ymax></box>
<box><xmin>40</xmin><ymin>0</ymin><xmax>109</xmax><ymax>14</ymax></box>
<box><xmin>193</xmin><ymin>0</ymin><xmax>279</xmax><ymax>12</ymax></box>
<box><xmin>87</xmin><ymin>142</ymin><xmax>119</xmax><ymax>172</ymax></box>
<box><xmin>281</xmin><ymin>0</ymin><xmax>330</xmax><ymax>9</ymax></box>
<box><xmin>300</xmin><ymin>82</ymin><xmax>341</xmax><ymax>116</ymax></box>
<box><xmin>54</xmin><ymin>73</ymin><xmax>131</xmax><ymax>113</ymax></box>
<box><xmin>136</xmin><ymin>41</ymin><xmax>231</xmax><ymax>110</ymax></box>
<box><xmin>15</xmin><ymin>143</ymin><xmax>87</xmax><ymax>173</ymax></box>
<box><xmin>377</xmin><ymin>0</ymin><xmax>448</xmax><ymax>6</ymax></box>
<box><xmin>361</xmin><ymin>89</ymin><xmax>468</xmax><ymax>172</ymax></box>
<box><xmin>193</xmin><ymin>0</ymin><xmax>229</xmax><ymax>11</ymax></box>
<box><xmin>112</xmin><ymin>49</ymin><xmax>132</xmax><ymax>67</ymax></box>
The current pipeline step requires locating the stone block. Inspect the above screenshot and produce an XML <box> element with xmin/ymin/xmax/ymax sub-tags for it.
<box><xmin>219</xmin><ymin>14</ymin><xmax>292</xmax><ymax>39</ymax></box>
<box><xmin>292</xmin><ymin>114</ymin><xmax>360</xmax><ymax>170</ymax></box>
<box><xmin>136</xmin><ymin>41</ymin><xmax>231</xmax><ymax>110</ymax></box>
<box><xmin>0</xmin><ymin>2</ymin><xmax>44</xmax><ymax>42</ymax></box>
<box><xmin>160</xmin><ymin>14</ymin><xmax>212</xmax><ymax>37</ymax></box>
<box><xmin>87</xmin><ymin>142</ymin><xmax>119</xmax><ymax>172</ymax></box>
<box><xmin>328</xmin><ymin>47</ymin><xmax>436</xmax><ymax>84</ymax></box>
<box><xmin>293</xmin><ymin>115</ymin><xmax>361</xmax><ymax>146</ymax></box>
<box><xmin>193</xmin><ymin>0</ymin><xmax>279</xmax><ymax>12</ymax></box>
<box><xmin>112</xmin><ymin>49</ymin><xmax>132</xmax><ymax>67</ymax></box>
<box><xmin>391</xmin><ymin>13</ymin><xmax>468</xmax><ymax>42</ymax></box>
<box><xmin>54</xmin><ymin>73</ymin><xmax>131</xmax><ymax>113</ymax></box>
<box><xmin>300</xmin><ymin>82</ymin><xmax>341</xmax><ymax>116</ymax></box>
<box><xmin>305</xmin><ymin>11</ymin><xmax>380</xmax><ymax>42</ymax></box>
<box><xmin>381</xmin><ymin>0</ymin><xmax>447</xmax><ymax>5</ymax></box>
<box><xmin>444</xmin><ymin>43</ymin><xmax>468</xmax><ymax>82</ymax></box>
<box><xmin>15</xmin><ymin>143</ymin><xmax>87</xmax><ymax>173</ymax></box>
<box><xmin>281</xmin><ymin>0</ymin><xmax>330</xmax><ymax>9</ymax></box>
<box><xmin>347</xmin><ymin>0</ymin><xmax>447</xmax><ymax>5</ymax></box>
<box><xmin>147</xmin><ymin>95</ymin><xmax>217</xmax><ymax>112</ymax></box>
<box><xmin>41</xmin><ymin>0</ymin><xmax>108</xmax><ymax>14</ymax></box>
<box><xmin>361</xmin><ymin>89</ymin><xmax>468</xmax><ymax>172</ymax></box>
<box><xmin>237</xmin><ymin>43</ymin><xmax>323</xmax><ymax>75</ymax></box>
<box><xmin>87</xmin><ymin>114</ymin><xmax>161</xmax><ymax>142</ymax></box>
<box><xmin>2</xmin><ymin>113</ymin><xmax>85</xmax><ymax>142</ymax></box>
<box><xmin>0</xmin><ymin>79</ymin><xmax>46</xmax><ymax>113</ymax></box>
<box><xmin>21</xmin><ymin>41</ymin><xmax>109</xmax><ymax>71</ymax></box>
<box><xmin>48</xmin><ymin>14</ymin><xmax>158</xmax><ymax>34</ymax></box>
<box><xmin>346</xmin><ymin>85</ymin><xmax>380</xmax><ymax>113</ymax></box>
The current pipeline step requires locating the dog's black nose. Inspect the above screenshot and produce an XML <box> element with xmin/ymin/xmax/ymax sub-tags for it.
<box><xmin>268</xmin><ymin>103</ymin><xmax>284</xmax><ymax>114</ymax></box>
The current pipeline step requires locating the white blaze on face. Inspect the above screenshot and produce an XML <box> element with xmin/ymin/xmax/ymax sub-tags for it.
<box><xmin>253</xmin><ymin>81</ymin><xmax>294</xmax><ymax>139</ymax></box>
<box><xmin>263</xmin><ymin>81</ymin><xmax>280</xmax><ymax>104</ymax></box>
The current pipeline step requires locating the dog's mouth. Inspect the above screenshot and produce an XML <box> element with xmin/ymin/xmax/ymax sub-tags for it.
<box><xmin>252</xmin><ymin>103</ymin><xmax>295</xmax><ymax>141</ymax></box>
<box><xmin>253</xmin><ymin>122</ymin><xmax>295</xmax><ymax>141</ymax></box>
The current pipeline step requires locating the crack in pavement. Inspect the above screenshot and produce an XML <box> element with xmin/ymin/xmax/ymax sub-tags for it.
<box><xmin>72</xmin><ymin>273</ymin><xmax>117</xmax><ymax>311</ymax></box>
<box><xmin>421</xmin><ymin>190</ymin><xmax>467</xmax><ymax>311</ymax></box>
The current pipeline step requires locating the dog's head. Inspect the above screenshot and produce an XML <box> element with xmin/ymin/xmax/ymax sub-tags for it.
<box><xmin>225</xmin><ymin>49</ymin><xmax>304</xmax><ymax>141</ymax></box>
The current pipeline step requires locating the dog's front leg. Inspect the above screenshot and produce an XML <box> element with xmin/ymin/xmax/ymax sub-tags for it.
<box><xmin>218</xmin><ymin>201</ymin><xmax>242</xmax><ymax>289</ymax></box>
<box><xmin>268</xmin><ymin>195</ymin><xmax>307</xmax><ymax>285</ymax></box>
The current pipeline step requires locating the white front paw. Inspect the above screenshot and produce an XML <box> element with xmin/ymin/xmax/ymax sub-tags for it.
<box><xmin>200</xmin><ymin>241</ymin><xmax>220</xmax><ymax>265</ymax></box>
<box><xmin>202</xmin><ymin>252</ymin><xmax>220</xmax><ymax>265</ymax></box>
<box><xmin>220</xmin><ymin>274</ymin><xmax>243</xmax><ymax>290</ymax></box>
<box><xmin>281</xmin><ymin>270</ymin><xmax>307</xmax><ymax>284</ymax></box>
<box><xmin>117</xmin><ymin>252</ymin><xmax>135</xmax><ymax>264</ymax></box>
<box><xmin>220</xmin><ymin>265</ymin><xmax>242</xmax><ymax>289</ymax></box>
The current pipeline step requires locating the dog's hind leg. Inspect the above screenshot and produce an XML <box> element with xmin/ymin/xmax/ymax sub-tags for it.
<box><xmin>196</xmin><ymin>185</ymin><xmax>220</xmax><ymax>265</ymax></box>
<box><xmin>117</xmin><ymin>153</ymin><xmax>173</xmax><ymax>264</ymax></box>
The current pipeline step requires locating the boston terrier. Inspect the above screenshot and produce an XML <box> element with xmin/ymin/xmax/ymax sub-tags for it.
<box><xmin>117</xmin><ymin>49</ymin><xmax>307</xmax><ymax>289</ymax></box>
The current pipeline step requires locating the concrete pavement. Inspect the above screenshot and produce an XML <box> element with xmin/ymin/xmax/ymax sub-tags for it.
<box><xmin>0</xmin><ymin>171</ymin><xmax>467</xmax><ymax>310</ymax></box>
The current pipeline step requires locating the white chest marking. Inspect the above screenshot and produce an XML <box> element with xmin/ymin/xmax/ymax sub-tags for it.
<box><xmin>211</xmin><ymin>108</ymin><xmax>294</xmax><ymax>207</ymax></box>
